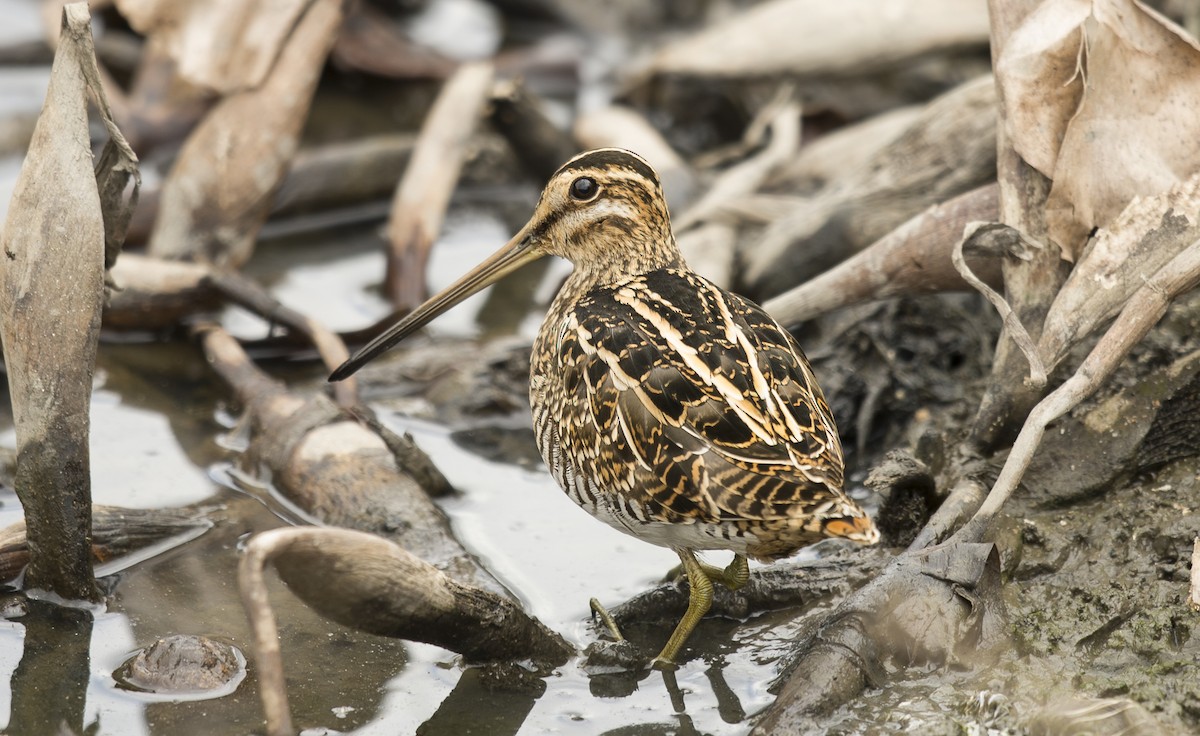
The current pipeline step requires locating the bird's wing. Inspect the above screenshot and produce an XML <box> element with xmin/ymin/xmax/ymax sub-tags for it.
<box><xmin>558</xmin><ymin>269</ymin><xmax>844</xmax><ymax>524</ymax></box>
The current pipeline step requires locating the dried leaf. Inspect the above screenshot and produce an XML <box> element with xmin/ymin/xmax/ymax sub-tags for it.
<box><xmin>113</xmin><ymin>0</ymin><xmax>313</xmax><ymax>94</ymax></box>
<box><xmin>998</xmin><ymin>0</ymin><xmax>1200</xmax><ymax>258</ymax></box>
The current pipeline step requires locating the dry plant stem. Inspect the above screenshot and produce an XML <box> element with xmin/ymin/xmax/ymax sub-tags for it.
<box><xmin>490</xmin><ymin>79</ymin><xmax>578</xmax><ymax>182</ymax></box>
<box><xmin>676</xmin><ymin>98</ymin><xmax>800</xmax><ymax>232</ymax></box>
<box><xmin>0</xmin><ymin>3</ymin><xmax>135</xmax><ymax>602</ymax></box>
<box><xmin>239</xmin><ymin>527</ymin><xmax>574</xmax><ymax>734</ymax></box>
<box><xmin>958</xmin><ymin>237</ymin><xmax>1200</xmax><ymax>541</ymax></box>
<box><xmin>1190</xmin><ymin>539</ymin><xmax>1200</xmax><ymax>612</ymax></box>
<box><xmin>0</xmin><ymin>506</ymin><xmax>213</xmax><ymax>582</ymax></box>
<box><xmin>386</xmin><ymin>62</ymin><xmax>494</xmax><ymax>309</ymax></box>
<box><xmin>104</xmin><ymin>254</ymin><xmax>218</xmax><ymax>330</ymax></box>
<box><xmin>205</xmin><ymin>269</ymin><xmax>357</xmax><ymax>408</ymax></box>
<box><xmin>970</xmin><ymin>0</ymin><xmax>1065</xmax><ymax>450</ymax></box>
<box><xmin>953</xmin><ymin>223</ymin><xmax>1047</xmax><ymax>387</ymax></box>
<box><xmin>147</xmin><ymin>0</ymin><xmax>343</xmax><ymax>267</ymax></box>
<box><xmin>332</xmin><ymin>1</ymin><xmax>455</xmax><ymax>79</ymax></box>
<box><xmin>637</xmin><ymin>0</ymin><xmax>989</xmax><ymax>81</ymax></box>
<box><xmin>764</xmin><ymin>184</ymin><xmax>999</xmax><ymax>326</ymax></box>
<box><xmin>745</xmin><ymin>74</ymin><xmax>998</xmax><ymax>297</ymax></box>
<box><xmin>238</xmin><ymin>529</ymin><xmax>294</xmax><ymax>736</ymax></box>
<box><xmin>675</xmin><ymin>99</ymin><xmax>800</xmax><ymax>285</ymax></box>
<box><xmin>197</xmin><ymin>325</ymin><xmax>487</xmax><ymax>590</ymax></box>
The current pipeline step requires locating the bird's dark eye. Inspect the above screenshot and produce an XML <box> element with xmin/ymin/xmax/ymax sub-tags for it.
<box><xmin>569</xmin><ymin>176</ymin><xmax>599</xmax><ymax>201</ymax></box>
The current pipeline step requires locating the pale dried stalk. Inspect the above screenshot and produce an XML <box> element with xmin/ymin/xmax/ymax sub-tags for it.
<box><xmin>386</xmin><ymin>62</ymin><xmax>494</xmax><ymax>309</ymax></box>
<box><xmin>958</xmin><ymin>237</ymin><xmax>1200</xmax><ymax>540</ymax></box>
<box><xmin>953</xmin><ymin>222</ymin><xmax>1047</xmax><ymax>387</ymax></box>
<box><xmin>205</xmin><ymin>270</ymin><xmax>357</xmax><ymax>408</ymax></box>
<box><xmin>1190</xmin><ymin>539</ymin><xmax>1200</xmax><ymax>612</ymax></box>
<box><xmin>239</xmin><ymin>529</ymin><xmax>296</xmax><ymax>736</ymax></box>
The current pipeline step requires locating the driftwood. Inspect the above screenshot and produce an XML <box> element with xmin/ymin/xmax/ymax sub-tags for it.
<box><xmin>766</xmin><ymin>105</ymin><xmax>922</xmax><ymax>194</ymax></box>
<box><xmin>966</xmin><ymin>3</ymin><xmax>1067</xmax><ymax>452</ymax></box>
<box><xmin>764</xmin><ymin>184</ymin><xmax>1000</xmax><ymax>326</ymax></box>
<box><xmin>0</xmin><ymin>505</ymin><xmax>213</xmax><ymax>583</ymax></box>
<box><xmin>634</xmin><ymin>0</ymin><xmax>989</xmax><ymax>82</ymax></box>
<box><xmin>0</xmin><ymin>4</ymin><xmax>138</xmax><ymax>602</ymax></box>
<box><xmin>240</xmin><ymin>527</ymin><xmax>572</xmax><ymax>736</ymax></box>
<box><xmin>147</xmin><ymin>0</ymin><xmax>343</xmax><ymax>267</ymax></box>
<box><xmin>195</xmin><ymin>325</ymin><xmax>502</xmax><ymax>592</ymax></box>
<box><xmin>744</xmin><ymin>75</ymin><xmax>998</xmax><ymax>299</ymax></box>
<box><xmin>385</xmin><ymin>61</ymin><xmax>494</xmax><ymax>310</ymax></box>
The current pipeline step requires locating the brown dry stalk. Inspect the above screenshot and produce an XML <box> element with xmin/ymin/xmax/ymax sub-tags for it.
<box><xmin>386</xmin><ymin>62</ymin><xmax>494</xmax><ymax>309</ymax></box>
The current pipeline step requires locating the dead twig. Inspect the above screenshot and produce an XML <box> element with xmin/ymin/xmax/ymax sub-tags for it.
<box><xmin>957</xmin><ymin>237</ymin><xmax>1200</xmax><ymax>541</ymax></box>
<box><xmin>386</xmin><ymin>61</ymin><xmax>494</xmax><ymax>310</ymax></box>
<box><xmin>205</xmin><ymin>269</ymin><xmax>358</xmax><ymax>408</ymax></box>
<box><xmin>240</xmin><ymin>527</ymin><xmax>573</xmax><ymax>736</ymax></box>
<box><xmin>764</xmin><ymin>184</ymin><xmax>999</xmax><ymax>326</ymax></box>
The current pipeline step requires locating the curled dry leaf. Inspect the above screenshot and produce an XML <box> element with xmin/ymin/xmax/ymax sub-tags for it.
<box><xmin>113</xmin><ymin>0</ymin><xmax>314</xmax><ymax>94</ymax></box>
<box><xmin>1038</xmin><ymin>172</ymin><xmax>1200</xmax><ymax>370</ymax></box>
<box><xmin>147</xmin><ymin>0</ymin><xmax>343</xmax><ymax>267</ymax></box>
<box><xmin>0</xmin><ymin>3</ymin><xmax>138</xmax><ymax>602</ymax></box>
<box><xmin>637</xmin><ymin>0</ymin><xmax>989</xmax><ymax>80</ymax></box>
<box><xmin>997</xmin><ymin>0</ymin><xmax>1200</xmax><ymax>258</ymax></box>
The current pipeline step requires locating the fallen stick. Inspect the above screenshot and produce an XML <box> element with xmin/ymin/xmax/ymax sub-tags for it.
<box><xmin>764</xmin><ymin>184</ymin><xmax>999</xmax><ymax>326</ymax></box>
<box><xmin>240</xmin><ymin>527</ymin><xmax>572</xmax><ymax>736</ymax></box>
<box><xmin>196</xmin><ymin>324</ymin><xmax>498</xmax><ymax>593</ymax></box>
<box><xmin>0</xmin><ymin>505</ymin><xmax>213</xmax><ymax>583</ymax></box>
<box><xmin>386</xmin><ymin>62</ymin><xmax>494</xmax><ymax>310</ymax></box>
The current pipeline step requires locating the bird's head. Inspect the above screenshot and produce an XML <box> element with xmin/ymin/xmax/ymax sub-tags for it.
<box><xmin>330</xmin><ymin>148</ymin><xmax>678</xmax><ymax>381</ymax></box>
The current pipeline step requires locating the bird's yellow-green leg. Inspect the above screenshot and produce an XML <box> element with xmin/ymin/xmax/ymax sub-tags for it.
<box><xmin>709</xmin><ymin>553</ymin><xmax>749</xmax><ymax>590</ymax></box>
<box><xmin>652</xmin><ymin>548</ymin><xmax>714</xmax><ymax>670</ymax></box>
<box><xmin>589</xmin><ymin>597</ymin><xmax>625</xmax><ymax>641</ymax></box>
<box><xmin>664</xmin><ymin>553</ymin><xmax>749</xmax><ymax>591</ymax></box>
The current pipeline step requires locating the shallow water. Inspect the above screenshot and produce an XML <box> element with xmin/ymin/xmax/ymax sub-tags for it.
<box><xmin>0</xmin><ymin>208</ymin><xmax>811</xmax><ymax>734</ymax></box>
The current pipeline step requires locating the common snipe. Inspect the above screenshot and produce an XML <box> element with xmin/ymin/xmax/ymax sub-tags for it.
<box><xmin>331</xmin><ymin>148</ymin><xmax>879</xmax><ymax>668</ymax></box>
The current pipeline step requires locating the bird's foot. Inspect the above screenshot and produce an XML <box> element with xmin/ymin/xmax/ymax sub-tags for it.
<box><xmin>663</xmin><ymin>554</ymin><xmax>749</xmax><ymax>591</ymax></box>
<box><xmin>650</xmin><ymin>654</ymin><xmax>679</xmax><ymax>672</ymax></box>
<box><xmin>589</xmin><ymin>597</ymin><xmax>624</xmax><ymax>641</ymax></box>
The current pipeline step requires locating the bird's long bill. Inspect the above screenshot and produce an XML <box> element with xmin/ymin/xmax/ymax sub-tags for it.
<box><xmin>329</xmin><ymin>227</ymin><xmax>540</xmax><ymax>381</ymax></box>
